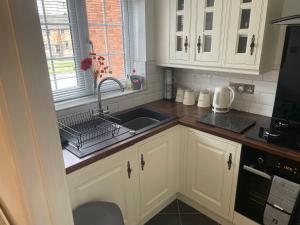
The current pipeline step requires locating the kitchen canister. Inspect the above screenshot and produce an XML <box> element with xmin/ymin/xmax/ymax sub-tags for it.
<box><xmin>197</xmin><ymin>90</ymin><xmax>211</xmax><ymax>108</ymax></box>
<box><xmin>175</xmin><ymin>87</ymin><xmax>185</xmax><ymax>102</ymax></box>
<box><xmin>183</xmin><ymin>89</ymin><xmax>195</xmax><ymax>105</ymax></box>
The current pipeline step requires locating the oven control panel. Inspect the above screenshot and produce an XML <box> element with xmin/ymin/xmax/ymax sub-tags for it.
<box><xmin>274</xmin><ymin>160</ymin><xmax>300</xmax><ymax>177</ymax></box>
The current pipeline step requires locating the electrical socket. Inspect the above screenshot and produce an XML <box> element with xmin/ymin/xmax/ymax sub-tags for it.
<box><xmin>230</xmin><ymin>82</ymin><xmax>255</xmax><ymax>94</ymax></box>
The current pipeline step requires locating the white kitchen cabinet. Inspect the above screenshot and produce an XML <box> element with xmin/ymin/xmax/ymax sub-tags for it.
<box><xmin>192</xmin><ymin>0</ymin><xmax>224</xmax><ymax>65</ymax></box>
<box><xmin>155</xmin><ymin>0</ymin><xmax>284</xmax><ymax>75</ymax></box>
<box><xmin>67</xmin><ymin>146</ymin><xmax>140</xmax><ymax>225</ymax></box>
<box><xmin>169</xmin><ymin>0</ymin><xmax>192</xmax><ymax>61</ymax></box>
<box><xmin>66</xmin><ymin>125</ymin><xmax>242</xmax><ymax>224</ymax></box>
<box><xmin>67</xmin><ymin>127</ymin><xmax>180</xmax><ymax>225</ymax></box>
<box><xmin>184</xmin><ymin>128</ymin><xmax>241</xmax><ymax>220</ymax></box>
<box><xmin>224</xmin><ymin>0</ymin><xmax>264</xmax><ymax>67</ymax></box>
<box><xmin>137</xmin><ymin>129</ymin><xmax>179</xmax><ymax>220</ymax></box>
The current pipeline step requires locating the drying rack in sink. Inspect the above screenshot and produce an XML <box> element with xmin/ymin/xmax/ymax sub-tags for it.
<box><xmin>58</xmin><ymin>110</ymin><xmax>132</xmax><ymax>158</ymax></box>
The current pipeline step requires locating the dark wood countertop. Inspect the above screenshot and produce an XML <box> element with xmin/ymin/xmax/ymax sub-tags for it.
<box><xmin>63</xmin><ymin>100</ymin><xmax>300</xmax><ymax>174</ymax></box>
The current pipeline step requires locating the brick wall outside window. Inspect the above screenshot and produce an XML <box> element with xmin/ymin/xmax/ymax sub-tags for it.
<box><xmin>86</xmin><ymin>0</ymin><xmax>125</xmax><ymax>79</ymax></box>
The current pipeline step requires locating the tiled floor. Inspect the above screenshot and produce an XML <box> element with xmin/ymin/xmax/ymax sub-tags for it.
<box><xmin>145</xmin><ymin>199</ymin><xmax>219</xmax><ymax>225</ymax></box>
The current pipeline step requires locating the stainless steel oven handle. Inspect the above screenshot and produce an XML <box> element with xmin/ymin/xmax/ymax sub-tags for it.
<box><xmin>243</xmin><ymin>165</ymin><xmax>272</xmax><ymax>180</ymax></box>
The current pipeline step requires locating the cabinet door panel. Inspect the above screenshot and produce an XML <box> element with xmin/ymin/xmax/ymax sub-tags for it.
<box><xmin>193</xmin><ymin>0</ymin><xmax>223</xmax><ymax>64</ymax></box>
<box><xmin>139</xmin><ymin>132</ymin><xmax>178</xmax><ymax>219</ymax></box>
<box><xmin>170</xmin><ymin>0</ymin><xmax>192</xmax><ymax>61</ymax></box>
<box><xmin>225</xmin><ymin>0</ymin><xmax>264</xmax><ymax>66</ymax></box>
<box><xmin>186</xmin><ymin>129</ymin><xmax>240</xmax><ymax>219</ymax></box>
<box><xmin>67</xmin><ymin>148</ymin><xmax>139</xmax><ymax>225</ymax></box>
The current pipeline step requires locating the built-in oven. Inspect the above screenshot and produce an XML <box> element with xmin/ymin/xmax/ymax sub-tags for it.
<box><xmin>235</xmin><ymin>145</ymin><xmax>300</xmax><ymax>224</ymax></box>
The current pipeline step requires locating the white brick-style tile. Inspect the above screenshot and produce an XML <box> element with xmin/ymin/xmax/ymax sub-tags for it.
<box><xmin>248</xmin><ymin>103</ymin><xmax>273</xmax><ymax>117</ymax></box>
<box><xmin>253</xmin><ymin>80</ymin><xmax>277</xmax><ymax>94</ymax></box>
<box><xmin>258</xmin><ymin>93</ymin><xmax>276</xmax><ymax>106</ymax></box>
<box><xmin>175</xmin><ymin>69</ymin><xmax>279</xmax><ymax>117</ymax></box>
<box><xmin>211</xmin><ymin>76</ymin><xmax>230</xmax><ymax>86</ymax></box>
<box><xmin>118</xmin><ymin>98</ymin><xmax>135</xmax><ymax>112</ymax></box>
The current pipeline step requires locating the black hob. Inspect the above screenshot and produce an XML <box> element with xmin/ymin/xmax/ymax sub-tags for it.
<box><xmin>198</xmin><ymin>112</ymin><xmax>256</xmax><ymax>134</ymax></box>
<box><xmin>246</xmin><ymin>118</ymin><xmax>300</xmax><ymax>151</ymax></box>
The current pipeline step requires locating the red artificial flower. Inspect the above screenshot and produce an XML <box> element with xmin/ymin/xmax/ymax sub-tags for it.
<box><xmin>80</xmin><ymin>57</ymin><xmax>92</xmax><ymax>71</ymax></box>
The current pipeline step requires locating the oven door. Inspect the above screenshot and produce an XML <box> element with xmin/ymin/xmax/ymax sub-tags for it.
<box><xmin>235</xmin><ymin>165</ymin><xmax>272</xmax><ymax>224</ymax></box>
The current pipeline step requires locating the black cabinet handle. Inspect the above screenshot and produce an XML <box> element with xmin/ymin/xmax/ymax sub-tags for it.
<box><xmin>141</xmin><ymin>154</ymin><xmax>145</xmax><ymax>171</ymax></box>
<box><xmin>227</xmin><ymin>153</ymin><xmax>233</xmax><ymax>170</ymax></box>
<box><xmin>197</xmin><ymin>36</ymin><xmax>201</xmax><ymax>53</ymax></box>
<box><xmin>127</xmin><ymin>161</ymin><xmax>132</xmax><ymax>179</ymax></box>
<box><xmin>250</xmin><ymin>35</ymin><xmax>255</xmax><ymax>55</ymax></box>
<box><xmin>184</xmin><ymin>36</ymin><xmax>189</xmax><ymax>53</ymax></box>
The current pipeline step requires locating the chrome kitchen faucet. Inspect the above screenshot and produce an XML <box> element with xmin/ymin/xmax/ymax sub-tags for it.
<box><xmin>97</xmin><ymin>77</ymin><xmax>125</xmax><ymax>113</ymax></box>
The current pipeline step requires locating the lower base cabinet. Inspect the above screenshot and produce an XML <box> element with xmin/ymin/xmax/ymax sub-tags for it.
<box><xmin>67</xmin><ymin>127</ymin><xmax>180</xmax><ymax>225</ymax></box>
<box><xmin>138</xmin><ymin>129</ymin><xmax>179</xmax><ymax>220</ymax></box>
<box><xmin>67</xmin><ymin>146</ymin><xmax>140</xmax><ymax>225</ymax></box>
<box><xmin>67</xmin><ymin>126</ymin><xmax>241</xmax><ymax>225</ymax></box>
<box><xmin>184</xmin><ymin>129</ymin><xmax>241</xmax><ymax>221</ymax></box>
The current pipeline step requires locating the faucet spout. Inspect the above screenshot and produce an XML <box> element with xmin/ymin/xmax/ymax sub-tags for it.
<box><xmin>97</xmin><ymin>77</ymin><xmax>125</xmax><ymax>113</ymax></box>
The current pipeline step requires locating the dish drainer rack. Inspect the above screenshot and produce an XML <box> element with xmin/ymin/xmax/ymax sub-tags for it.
<box><xmin>58</xmin><ymin>110</ymin><xmax>122</xmax><ymax>150</ymax></box>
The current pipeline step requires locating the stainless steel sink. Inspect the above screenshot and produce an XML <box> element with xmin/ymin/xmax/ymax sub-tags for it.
<box><xmin>60</xmin><ymin>107</ymin><xmax>176</xmax><ymax>158</ymax></box>
<box><xmin>112</xmin><ymin>107</ymin><xmax>176</xmax><ymax>132</ymax></box>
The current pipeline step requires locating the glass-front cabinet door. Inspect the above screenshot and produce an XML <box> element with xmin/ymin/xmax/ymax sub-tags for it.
<box><xmin>193</xmin><ymin>0</ymin><xmax>223</xmax><ymax>64</ymax></box>
<box><xmin>170</xmin><ymin>0</ymin><xmax>192</xmax><ymax>61</ymax></box>
<box><xmin>224</xmin><ymin>0</ymin><xmax>263</xmax><ymax>66</ymax></box>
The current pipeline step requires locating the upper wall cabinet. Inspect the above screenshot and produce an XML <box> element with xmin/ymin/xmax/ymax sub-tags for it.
<box><xmin>192</xmin><ymin>0</ymin><xmax>224</xmax><ymax>65</ymax></box>
<box><xmin>170</xmin><ymin>0</ymin><xmax>192</xmax><ymax>61</ymax></box>
<box><xmin>224</xmin><ymin>0</ymin><xmax>264</xmax><ymax>67</ymax></box>
<box><xmin>155</xmin><ymin>0</ymin><xmax>284</xmax><ymax>75</ymax></box>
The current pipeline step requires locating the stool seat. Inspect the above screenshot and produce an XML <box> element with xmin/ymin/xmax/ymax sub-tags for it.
<box><xmin>73</xmin><ymin>202</ymin><xmax>124</xmax><ymax>225</ymax></box>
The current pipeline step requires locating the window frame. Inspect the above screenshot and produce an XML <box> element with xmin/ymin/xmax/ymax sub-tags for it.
<box><xmin>37</xmin><ymin>0</ymin><xmax>134</xmax><ymax>103</ymax></box>
<box><xmin>37</xmin><ymin>0</ymin><xmax>95</xmax><ymax>102</ymax></box>
<box><xmin>80</xmin><ymin>0</ymin><xmax>133</xmax><ymax>93</ymax></box>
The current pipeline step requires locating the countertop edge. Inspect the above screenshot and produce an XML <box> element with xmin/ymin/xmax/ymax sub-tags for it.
<box><xmin>65</xmin><ymin>120</ymin><xmax>178</xmax><ymax>174</ymax></box>
<box><xmin>64</xmin><ymin>100</ymin><xmax>300</xmax><ymax>174</ymax></box>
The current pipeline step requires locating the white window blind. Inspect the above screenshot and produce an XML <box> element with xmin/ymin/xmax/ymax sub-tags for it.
<box><xmin>35</xmin><ymin>0</ymin><xmax>133</xmax><ymax>102</ymax></box>
<box><xmin>36</xmin><ymin>0</ymin><xmax>93</xmax><ymax>102</ymax></box>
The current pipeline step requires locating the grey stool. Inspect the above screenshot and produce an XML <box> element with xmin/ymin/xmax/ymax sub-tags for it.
<box><xmin>73</xmin><ymin>202</ymin><xmax>124</xmax><ymax>225</ymax></box>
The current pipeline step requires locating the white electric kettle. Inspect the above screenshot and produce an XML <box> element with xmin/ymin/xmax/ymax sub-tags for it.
<box><xmin>212</xmin><ymin>86</ymin><xmax>235</xmax><ymax>113</ymax></box>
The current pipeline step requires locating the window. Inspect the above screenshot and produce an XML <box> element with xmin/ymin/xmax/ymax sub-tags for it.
<box><xmin>86</xmin><ymin>0</ymin><xmax>126</xmax><ymax>80</ymax></box>
<box><xmin>36</xmin><ymin>0</ymin><xmax>131</xmax><ymax>102</ymax></box>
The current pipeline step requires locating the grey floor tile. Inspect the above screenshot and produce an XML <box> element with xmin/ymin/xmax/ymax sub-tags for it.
<box><xmin>181</xmin><ymin>214</ymin><xmax>218</xmax><ymax>225</ymax></box>
<box><xmin>145</xmin><ymin>213</ymin><xmax>181</xmax><ymax>225</ymax></box>
<box><xmin>178</xmin><ymin>200</ymin><xmax>200</xmax><ymax>214</ymax></box>
<box><xmin>159</xmin><ymin>200</ymin><xmax>179</xmax><ymax>214</ymax></box>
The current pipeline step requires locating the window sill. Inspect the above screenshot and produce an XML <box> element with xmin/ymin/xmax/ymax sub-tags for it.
<box><xmin>55</xmin><ymin>89</ymin><xmax>143</xmax><ymax>111</ymax></box>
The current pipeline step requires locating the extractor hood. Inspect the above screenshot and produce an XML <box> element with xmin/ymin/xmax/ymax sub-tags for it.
<box><xmin>271</xmin><ymin>14</ymin><xmax>300</xmax><ymax>25</ymax></box>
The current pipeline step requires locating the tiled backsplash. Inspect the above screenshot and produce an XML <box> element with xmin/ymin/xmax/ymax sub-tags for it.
<box><xmin>56</xmin><ymin>61</ymin><xmax>164</xmax><ymax>117</ymax></box>
<box><xmin>175</xmin><ymin>69</ymin><xmax>279</xmax><ymax>117</ymax></box>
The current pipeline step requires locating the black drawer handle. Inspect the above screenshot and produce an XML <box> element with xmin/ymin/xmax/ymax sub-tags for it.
<box><xmin>127</xmin><ymin>161</ymin><xmax>132</xmax><ymax>179</ymax></box>
<box><xmin>227</xmin><ymin>153</ymin><xmax>232</xmax><ymax>170</ymax></box>
<box><xmin>141</xmin><ymin>154</ymin><xmax>145</xmax><ymax>171</ymax></box>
